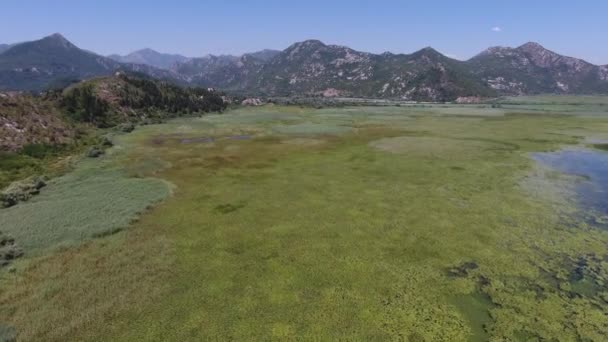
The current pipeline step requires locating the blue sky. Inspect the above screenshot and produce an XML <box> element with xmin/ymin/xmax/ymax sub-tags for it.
<box><xmin>1</xmin><ymin>0</ymin><xmax>607</xmax><ymax>64</ymax></box>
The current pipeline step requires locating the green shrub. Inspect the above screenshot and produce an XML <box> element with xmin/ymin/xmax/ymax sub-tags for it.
<box><xmin>118</xmin><ymin>123</ymin><xmax>135</xmax><ymax>133</ymax></box>
<box><xmin>86</xmin><ymin>147</ymin><xmax>104</xmax><ymax>158</ymax></box>
<box><xmin>21</xmin><ymin>143</ymin><xmax>64</xmax><ymax>159</ymax></box>
<box><xmin>0</xmin><ymin>231</ymin><xmax>23</xmax><ymax>267</ymax></box>
<box><xmin>1</xmin><ymin>176</ymin><xmax>47</xmax><ymax>208</ymax></box>
<box><xmin>0</xmin><ymin>152</ymin><xmax>38</xmax><ymax>172</ymax></box>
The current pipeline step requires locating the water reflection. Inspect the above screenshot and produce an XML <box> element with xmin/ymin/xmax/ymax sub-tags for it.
<box><xmin>532</xmin><ymin>147</ymin><xmax>608</xmax><ymax>226</ymax></box>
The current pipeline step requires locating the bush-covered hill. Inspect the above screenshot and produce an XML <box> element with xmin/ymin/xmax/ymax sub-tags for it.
<box><xmin>60</xmin><ymin>73</ymin><xmax>227</xmax><ymax>127</ymax></box>
<box><xmin>0</xmin><ymin>73</ymin><xmax>227</xmax><ymax>191</ymax></box>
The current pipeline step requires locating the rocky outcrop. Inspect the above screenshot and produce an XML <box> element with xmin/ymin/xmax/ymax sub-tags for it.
<box><xmin>469</xmin><ymin>42</ymin><xmax>608</xmax><ymax>95</ymax></box>
<box><xmin>455</xmin><ymin>96</ymin><xmax>483</xmax><ymax>104</ymax></box>
<box><xmin>0</xmin><ymin>93</ymin><xmax>74</xmax><ymax>151</ymax></box>
<box><xmin>241</xmin><ymin>98</ymin><xmax>264</xmax><ymax>106</ymax></box>
<box><xmin>599</xmin><ymin>66</ymin><xmax>608</xmax><ymax>81</ymax></box>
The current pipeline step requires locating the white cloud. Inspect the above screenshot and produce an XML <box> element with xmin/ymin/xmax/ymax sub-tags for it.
<box><xmin>491</xmin><ymin>27</ymin><xmax>503</xmax><ymax>32</ymax></box>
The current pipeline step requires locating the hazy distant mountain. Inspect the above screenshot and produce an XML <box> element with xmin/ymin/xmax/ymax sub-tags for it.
<box><xmin>174</xmin><ymin>50</ymin><xmax>280</xmax><ymax>89</ymax></box>
<box><xmin>0</xmin><ymin>44</ymin><xmax>14</xmax><ymax>55</ymax></box>
<box><xmin>108</xmin><ymin>48</ymin><xmax>190</xmax><ymax>70</ymax></box>
<box><xmin>0</xmin><ymin>34</ymin><xmax>184</xmax><ymax>91</ymax></box>
<box><xmin>468</xmin><ymin>42</ymin><xmax>608</xmax><ymax>94</ymax></box>
<box><xmin>175</xmin><ymin>53</ymin><xmax>266</xmax><ymax>90</ymax></box>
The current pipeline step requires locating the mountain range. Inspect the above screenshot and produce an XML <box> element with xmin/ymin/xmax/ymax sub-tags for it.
<box><xmin>0</xmin><ymin>34</ymin><xmax>184</xmax><ymax>91</ymax></box>
<box><xmin>1</xmin><ymin>33</ymin><xmax>607</xmax><ymax>101</ymax></box>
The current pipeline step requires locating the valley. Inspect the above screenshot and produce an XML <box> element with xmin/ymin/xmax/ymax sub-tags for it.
<box><xmin>2</xmin><ymin>4</ymin><xmax>608</xmax><ymax>338</ymax></box>
<box><xmin>2</xmin><ymin>99</ymin><xmax>608</xmax><ymax>340</ymax></box>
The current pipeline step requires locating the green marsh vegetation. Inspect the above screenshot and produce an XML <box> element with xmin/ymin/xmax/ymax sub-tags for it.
<box><xmin>1</xmin><ymin>99</ymin><xmax>608</xmax><ymax>340</ymax></box>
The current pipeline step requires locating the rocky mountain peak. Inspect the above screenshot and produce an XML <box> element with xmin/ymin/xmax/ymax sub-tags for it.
<box><xmin>476</xmin><ymin>46</ymin><xmax>513</xmax><ymax>57</ymax></box>
<box><xmin>517</xmin><ymin>41</ymin><xmax>591</xmax><ymax>70</ymax></box>
<box><xmin>286</xmin><ymin>40</ymin><xmax>327</xmax><ymax>52</ymax></box>
<box><xmin>43</xmin><ymin>33</ymin><xmax>74</xmax><ymax>48</ymax></box>
<box><xmin>410</xmin><ymin>46</ymin><xmax>447</xmax><ymax>62</ymax></box>
<box><xmin>137</xmin><ymin>48</ymin><xmax>157</xmax><ymax>54</ymax></box>
<box><xmin>518</xmin><ymin>41</ymin><xmax>545</xmax><ymax>51</ymax></box>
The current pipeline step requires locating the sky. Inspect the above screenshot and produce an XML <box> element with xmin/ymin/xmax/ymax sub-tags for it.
<box><xmin>1</xmin><ymin>0</ymin><xmax>607</xmax><ymax>64</ymax></box>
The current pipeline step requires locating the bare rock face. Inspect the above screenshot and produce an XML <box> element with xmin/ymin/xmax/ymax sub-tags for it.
<box><xmin>455</xmin><ymin>96</ymin><xmax>482</xmax><ymax>104</ymax></box>
<box><xmin>0</xmin><ymin>93</ymin><xmax>74</xmax><ymax>152</ymax></box>
<box><xmin>469</xmin><ymin>42</ymin><xmax>608</xmax><ymax>94</ymax></box>
<box><xmin>322</xmin><ymin>88</ymin><xmax>341</xmax><ymax>97</ymax></box>
<box><xmin>599</xmin><ymin>66</ymin><xmax>608</xmax><ymax>81</ymax></box>
<box><xmin>241</xmin><ymin>98</ymin><xmax>263</xmax><ymax>106</ymax></box>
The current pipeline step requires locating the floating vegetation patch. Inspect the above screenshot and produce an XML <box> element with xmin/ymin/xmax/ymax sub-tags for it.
<box><xmin>178</xmin><ymin>134</ymin><xmax>253</xmax><ymax>145</ymax></box>
<box><xmin>181</xmin><ymin>137</ymin><xmax>215</xmax><ymax>144</ymax></box>
<box><xmin>281</xmin><ymin>138</ymin><xmax>326</xmax><ymax>146</ymax></box>
<box><xmin>369</xmin><ymin>136</ymin><xmax>492</xmax><ymax>159</ymax></box>
<box><xmin>273</xmin><ymin>123</ymin><xmax>352</xmax><ymax>135</ymax></box>
<box><xmin>214</xmin><ymin>202</ymin><xmax>246</xmax><ymax>214</ymax></box>
<box><xmin>446</xmin><ymin>261</ymin><xmax>479</xmax><ymax>278</ymax></box>
<box><xmin>227</xmin><ymin>135</ymin><xmax>252</xmax><ymax>140</ymax></box>
<box><xmin>205</xmin><ymin>111</ymin><xmax>301</xmax><ymax>125</ymax></box>
<box><xmin>126</xmin><ymin>157</ymin><xmax>173</xmax><ymax>177</ymax></box>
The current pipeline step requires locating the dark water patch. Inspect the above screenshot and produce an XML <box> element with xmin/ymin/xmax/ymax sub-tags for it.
<box><xmin>532</xmin><ymin>148</ymin><xmax>608</xmax><ymax>228</ymax></box>
<box><xmin>181</xmin><ymin>137</ymin><xmax>215</xmax><ymax>144</ymax></box>
<box><xmin>592</xmin><ymin>143</ymin><xmax>608</xmax><ymax>151</ymax></box>
<box><xmin>535</xmin><ymin>254</ymin><xmax>607</xmax><ymax>301</ymax></box>
<box><xmin>566</xmin><ymin>254</ymin><xmax>606</xmax><ymax>298</ymax></box>
<box><xmin>180</xmin><ymin>135</ymin><xmax>251</xmax><ymax>144</ymax></box>
<box><xmin>446</xmin><ymin>261</ymin><xmax>479</xmax><ymax>278</ymax></box>
<box><xmin>214</xmin><ymin>202</ymin><xmax>246</xmax><ymax>214</ymax></box>
<box><xmin>0</xmin><ymin>324</ymin><xmax>16</xmax><ymax>342</ymax></box>
<box><xmin>451</xmin><ymin>291</ymin><xmax>495</xmax><ymax>341</ymax></box>
<box><xmin>150</xmin><ymin>133</ymin><xmax>186</xmax><ymax>145</ymax></box>
<box><xmin>513</xmin><ymin>330</ymin><xmax>541</xmax><ymax>341</ymax></box>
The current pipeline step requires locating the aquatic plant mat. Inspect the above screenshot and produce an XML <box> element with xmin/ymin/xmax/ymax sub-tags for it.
<box><xmin>2</xmin><ymin>100</ymin><xmax>608</xmax><ymax>340</ymax></box>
